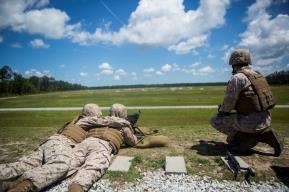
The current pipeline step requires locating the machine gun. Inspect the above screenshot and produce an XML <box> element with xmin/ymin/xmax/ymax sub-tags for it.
<box><xmin>126</xmin><ymin>110</ymin><xmax>145</xmax><ymax>139</ymax></box>
<box><xmin>225</xmin><ymin>151</ymin><xmax>255</xmax><ymax>184</ymax></box>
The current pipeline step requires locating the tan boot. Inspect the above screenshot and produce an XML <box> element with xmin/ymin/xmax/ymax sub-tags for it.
<box><xmin>257</xmin><ymin>129</ymin><xmax>284</xmax><ymax>157</ymax></box>
<box><xmin>7</xmin><ymin>179</ymin><xmax>35</xmax><ymax>192</ymax></box>
<box><xmin>68</xmin><ymin>183</ymin><xmax>85</xmax><ymax>192</ymax></box>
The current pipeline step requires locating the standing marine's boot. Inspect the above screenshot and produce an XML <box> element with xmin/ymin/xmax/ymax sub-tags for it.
<box><xmin>68</xmin><ymin>183</ymin><xmax>85</xmax><ymax>192</ymax></box>
<box><xmin>257</xmin><ymin>129</ymin><xmax>284</xmax><ymax>157</ymax></box>
<box><xmin>7</xmin><ymin>179</ymin><xmax>35</xmax><ymax>192</ymax></box>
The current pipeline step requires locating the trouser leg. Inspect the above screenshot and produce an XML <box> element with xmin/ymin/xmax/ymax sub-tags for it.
<box><xmin>22</xmin><ymin>138</ymin><xmax>73</xmax><ymax>190</ymax></box>
<box><xmin>0</xmin><ymin>149</ymin><xmax>43</xmax><ymax>181</ymax></box>
<box><xmin>70</xmin><ymin>138</ymin><xmax>112</xmax><ymax>191</ymax></box>
<box><xmin>210</xmin><ymin>113</ymin><xmax>238</xmax><ymax>143</ymax></box>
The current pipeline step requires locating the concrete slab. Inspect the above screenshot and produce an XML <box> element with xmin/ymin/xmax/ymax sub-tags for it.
<box><xmin>165</xmin><ymin>156</ymin><xmax>187</xmax><ymax>174</ymax></box>
<box><xmin>221</xmin><ymin>156</ymin><xmax>250</xmax><ymax>173</ymax></box>
<box><xmin>108</xmin><ymin>156</ymin><xmax>134</xmax><ymax>172</ymax></box>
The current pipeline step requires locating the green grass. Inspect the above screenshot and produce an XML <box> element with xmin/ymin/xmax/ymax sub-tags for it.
<box><xmin>0</xmin><ymin>85</ymin><xmax>288</xmax><ymax>108</ymax></box>
<box><xmin>0</xmin><ymin>86</ymin><xmax>288</xmax><ymax>182</ymax></box>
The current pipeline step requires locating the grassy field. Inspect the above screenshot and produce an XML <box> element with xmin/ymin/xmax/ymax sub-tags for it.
<box><xmin>0</xmin><ymin>85</ymin><xmax>288</xmax><ymax>183</ymax></box>
<box><xmin>0</xmin><ymin>85</ymin><xmax>288</xmax><ymax>108</ymax></box>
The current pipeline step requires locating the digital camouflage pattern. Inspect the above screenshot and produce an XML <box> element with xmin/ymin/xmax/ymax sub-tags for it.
<box><xmin>67</xmin><ymin>104</ymin><xmax>137</xmax><ymax>191</ymax></box>
<box><xmin>81</xmin><ymin>103</ymin><xmax>102</xmax><ymax>117</ymax></box>
<box><xmin>0</xmin><ymin>105</ymin><xmax>133</xmax><ymax>191</ymax></box>
<box><xmin>109</xmin><ymin>103</ymin><xmax>128</xmax><ymax>119</ymax></box>
<box><xmin>229</xmin><ymin>48</ymin><xmax>251</xmax><ymax>66</ymax></box>
<box><xmin>0</xmin><ymin>134</ymin><xmax>75</xmax><ymax>190</ymax></box>
<box><xmin>68</xmin><ymin>137</ymin><xmax>112</xmax><ymax>191</ymax></box>
<box><xmin>211</xmin><ymin>66</ymin><xmax>271</xmax><ymax>143</ymax></box>
<box><xmin>68</xmin><ymin>126</ymin><xmax>137</xmax><ymax>191</ymax></box>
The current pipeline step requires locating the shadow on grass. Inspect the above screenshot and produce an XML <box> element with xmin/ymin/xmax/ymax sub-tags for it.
<box><xmin>191</xmin><ymin>140</ymin><xmax>274</xmax><ymax>157</ymax></box>
<box><xmin>190</xmin><ymin>140</ymin><xmax>228</xmax><ymax>156</ymax></box>
<box><xmin>271</xmin><ymin>165</ymin><xmax>289</xmax><ymax>187</ymax></box>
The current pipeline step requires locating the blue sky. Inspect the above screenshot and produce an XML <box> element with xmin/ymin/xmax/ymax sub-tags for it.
<box><xmin>0</xmin><ymin>0</ymin><xmax>288</xmax><ymax>86</ymax></box>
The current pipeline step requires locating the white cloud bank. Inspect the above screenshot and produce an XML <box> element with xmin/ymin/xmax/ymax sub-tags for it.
<box><xmin>239</xmin><ymin>0</ymin><xmax>289</xmax><ymax>67</ymax></box>
<box><xmin>70</xmin><ymin>0</ymin><xmax>230</xmax><ymax>54</ymax></box>
<box><xmin>0</xmin><ymin>0</ymin><xmax>230</xmax><ymax>54</ymax></box>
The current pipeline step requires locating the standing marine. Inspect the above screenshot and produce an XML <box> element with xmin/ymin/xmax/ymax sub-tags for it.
<box><xmin>210</xmin><ymin>48</ymin><xmax>283</xmax><ymax>156</ymax></box>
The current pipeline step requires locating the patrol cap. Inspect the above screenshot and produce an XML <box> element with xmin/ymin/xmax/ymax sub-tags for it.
<box><xmin>109</xmin><ymin>103</ymin><xmax>127</xmax><ymax>118</ymax></box>
<box><xmin>82</xmin><ymin>103</ymin><xmax>102</xmax><ymax>117</ymax></box>
<box><xmin>229</xmin><ymin>49</ymin><xmax>252</xmax><ymax>66</ymax></box>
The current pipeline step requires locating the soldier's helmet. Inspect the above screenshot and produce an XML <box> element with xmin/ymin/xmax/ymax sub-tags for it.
<box><xmin>229</xmin><ymin>49</ymin><xmax>252</xmax><ymax>66</ymax></box>
<box><xmin>109</xmin><ymin>103</ymin><xmax>127</xmax><ymax>118</ymax></box>
<box><xmin>82</xmin><ymin>103</ymin><xmax>102</xmax><ymax>117</ymax></box>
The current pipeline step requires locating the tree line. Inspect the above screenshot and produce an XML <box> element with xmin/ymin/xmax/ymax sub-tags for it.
<box><xmin>0</xmin><ymin>65</ymin><xmax>86</xmax><ymax>96</ymax></box>
<box><xmin>1</xmin><ymin>65</ymin><xmax>288</xmax><ymax>96</ymax></box>
<box><xmin>265</xmin><ymin>70</ymin><xmax>289</xmax><ymax>85</ymax></box>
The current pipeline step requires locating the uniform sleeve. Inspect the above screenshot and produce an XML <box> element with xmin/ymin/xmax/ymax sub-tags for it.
<box><xmin>219</xmin><ymin>75</ymin><xmax>245</xmax><ymax>113</ymax></box>
<box><xmin>121</xmin><ymin>127</ymin><xmax>138</xmax><ymax>146</ymax></box>
<box><xmin>76</xmin><ymin>116</ymin><xmax>131</xmax><ymax>130</ymax></box>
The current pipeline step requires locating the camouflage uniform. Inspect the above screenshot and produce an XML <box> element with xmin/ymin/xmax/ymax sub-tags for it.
<box><xmin>0</xmin><ymin>104</ymin><xmax>130</xmax><ymax>191</ymax></box>
<box><xmin>0</xmin><ymin>134</ymin><xmax>75</xmax><ymax>190</ymax></box>
<box><xmin>211</xmin><ymin>66</ymin><xmax>271</xmax><ymax>142</ymax></box>
<box><xmin>68</xmin><ymin>103</ymin><xmax>137</xmax><ymax>192</ymax></box>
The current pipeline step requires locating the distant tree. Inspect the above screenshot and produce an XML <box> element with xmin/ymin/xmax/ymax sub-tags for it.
<box><xmin>0</xmin><ymin>65</ymin><xmax>14</xmax><ymax>95</ymax></box>
<box><xmin>266</xmin><ymin>70</ymin><xmax>289</xmax><ymax>85</ymax></box>
<box><xmin>0</xmin><ymin>65</ymin><xmax>13</xmax><ymax>81</ymax></box>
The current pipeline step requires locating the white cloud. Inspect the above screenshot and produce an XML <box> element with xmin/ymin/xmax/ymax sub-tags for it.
<box><xmin>24</xmin><ymin>69</ymin><xmax>51</xmax><ymax>77</ymax></box>
<box><xmin>168</xmin><ymin>35</ymin><xmax>207</xmax><ymax>54</ymax></box>
<box><xmin>11</xmin><ymin>43</ymin><xmax>22</xmax><ymax>48</ymax></box>
<box><xmin>239</xmin><ymin>0</ymin><xmax>289</xmax><ymax>66</ymax></box>
<box><xmin>156</xmin><ymin>71</ymin><xmax>163</xmax><ymax>75</ymax></box>
<box><xmin>199</xmin><ymin>66</ymin><xmax>214</xmax><ymax>73</ymax></box>
<box><xmin>0</xmin><ymin>0</ymin><xmax>231</xmax><ymax>54</ymax></box>
<box><xmin>30</xmin><ymin>38</ymin><xmax>50</xmax><ymax>48</ymax></box>
<box><xmin>99</xmin><ymin>62</ymin><xmax>113</xmax><ymax>75</ymax></box>
<box><xmin>99</xmin><ymin>62</ymin><xmax>113</xmax><ymax>70</ymax></box>
<box><xmin>0</xmin><ymin>36</ymin><xmax>3</xmax><ymax>43</ymax></box>
<box><xmin>69</xmin><ymin>0</ymin><xmax>230</xmax><ymax>54</ymax></box>
<box><xmin>114</xmin><ymin>69</ymin><xmax>127</xmax><ymax>80</ymax></box>
<box><xmin>80</xmin><ymin>72</ymin><xmax>88</xmax><ymax>77</ymax></box>
<box><xmin>115</xmin><ymin>69</ymin><xmax>127</xmax><ymax>76</ymax></box>
<box><xmin>0</xmin><ymin>1</ymin><xmax>75</xmax><ymax>39</ymax></box>
<box><xmin>59</xmin><ymin>64</ymin><xmax>65</xmax><ymax>68</ymax></box>
<box><xmin>161</xmin><ymin>64</ymin><xmax>172</xmax><ymax>72</ymax></box>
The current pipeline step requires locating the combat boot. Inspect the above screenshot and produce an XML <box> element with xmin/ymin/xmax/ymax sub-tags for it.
<box><xmin>257</xmin><ymin>128</ymin><xmax>284</xmax><ymax>157</ymax></box>
<box><xmin>68</xmin><ymin>183</ymin><xmax>84</xmax><ymax>192</ymax></box>
<box><xmin>7</xmin><ymin>179</ymin><xmax>35</xmax><ymax>192</ymax></box>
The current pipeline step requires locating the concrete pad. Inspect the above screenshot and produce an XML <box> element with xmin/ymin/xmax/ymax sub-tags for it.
<box><xmin>165</xmin><ymin>156</ymin><xmax>187</xmax><ymax>174</ymax></box>
<box><xmin>221</xmin><ymin>156</ymin><xmax>250</xmax><ymax>173</ymax></box>
<box><xmin>108</xmin><ymin>156</ymin><xmax>134</xmax><ymax>172</ymax></box>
